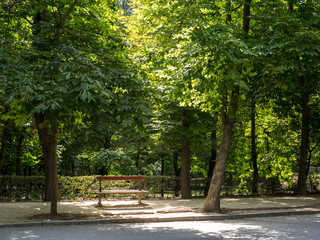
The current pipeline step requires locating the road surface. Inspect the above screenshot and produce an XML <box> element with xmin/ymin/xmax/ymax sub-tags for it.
<box><xmin>1</xmin><ymin>214</ymin><xmax>320</xmax><ymax>240</ymax></box>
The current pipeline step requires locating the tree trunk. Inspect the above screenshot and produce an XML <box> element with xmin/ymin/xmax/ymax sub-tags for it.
<box><xmin>288</xmin><ymin>1</ymin><xmax>294</xmax><ymax>13</ymax></box>
<box><xmin>15</xmin><ymin>128</ymin><xmax>25</xmax><ymax>176</ymax></box>
<box><xmin>136</xmin><ymin>147</ymin><xmax>140</xmax><ymax>173</ymax></box>
<box><xmin>251</xmin><ymin>91</ymin><xmax>258</xmax><ymax>194</ymax></box>
<box><xmin>0</xmin><ymin>119</ymin><xmax>13</xmax><ymax>175</ymax></box>
<box><xmin>160</xmin><ymin>154</ymin><xmax>165</xmax><ymax>197</ymax></box>
<box><xmin>205</xmin><ymin>127</ymin><xmax>217</xmax><ymax>196</ymax></box>
<box><xmin>297</xmin><ymin>76</ymin><xmax>309</xmax><ymax>195</ymax></box>
<box><xmin>181</xmin><ymin>138</ymin><xmax>191</xmax><ymax>199</ymax></box>
<box><xmin>173</xmin><ymin>151</ymin><xmax>180</xmax><ymax>176</ymax></box>
<box><xmin>181</xmin><ymin>114</ymin><xmax>191</xmax><ymax>199</ymax></box>
<box><xmin>243</xmin><ymin>0</ymin><xmax>251</xmax><ymax>34</ymax></box>
<box><xmin>173</xmin><ymin>151</ymin><xmax>181</xmax><ymax>197</ymax></box>
<box><xmin>34</xmin><ymin>113</ymin><xmax>60</xmax><ymax>216</ymax></box>
<box><xmin>204</xmin><ymin>0</ymin><xmax>249</xmax><ymax>212</ymax></box>
<box><xmin>306</xmin><ymin>142</ymin><xmax>319</xmax><ymax>177</ymax></box>
<box><xmin>204</xmin><ymin>88</ymin><xmax>239</xmax><ymax>212</ymax></box>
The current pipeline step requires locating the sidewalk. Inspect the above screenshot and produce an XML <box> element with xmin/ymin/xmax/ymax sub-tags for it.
<box><xmin>1</xmin><ymin>195</ymin><xmax>320</xmax><ymax>227</ymax></box>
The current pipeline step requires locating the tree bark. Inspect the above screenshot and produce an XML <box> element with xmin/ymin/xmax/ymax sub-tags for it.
<box><xmin>297</xmin><ymin>76</ymin><xmax>309</xmax><ymax>195</ymax></box>
<box><xmin>288</xmin><ymin>1</ymin><xmax>294</xmax><ymax>13</ymax></box>
<box><xmin>15</xmin><ymin>128</ymin><xmax>25</xmax><ymax>176</ymax></box>
<box><xmin>181</xmin><ymin>114</ymin><xmax>191</xmax><ymax>199</ymax></box>
<box><xmin>251</xmin><ymin>91</ymin><xmax>258</xmax><ymax>194</ymax></box>
<box><xmin>173</xmin><ymin>151</ymin><xmax>180</xmax><ymax>177</ymax></box>
<box><xmin>0</xmin><ymin>119</ymin><xmax>13</xmax><ymax>175</ymax></box>
<box><xmin>173</xmin><ymin>151</ymin><xmax>181</xmax><ymax>197</ymax></box>
<box><xmin>160</xmin><ymin>154</ymin><xmax>165</xmax><ymax>197</ymax></box>
<box><xmin>181</xmin><ymin>138</ymin><xmax>191</xmax><ymax>198</ymax></box>
<box><xmin>204</xmin><ymin>88</ymin><xmax>239</xmax><ymax>212</ymax></box>
<box><xmin>136</xmin><ymin>146</ymin><xmax>140</xmax><ymax>173</ymax></box>
<box><xmin>204</xmin><ymin>0</ymin><xmax>249</xmax><ymax>212</ymax></box>
<box><xmin>34</xmin><ymin>113</ymin><xmax>60</xmax><ymax>216</ymax></box>
<box><xmin>243</xmin><ymin>0</ymin><xmax>251</xmax><ymax>34</ymax></box>
<box><xmin>205</xmin><ymin>127</ymin><xmax>217</xmax><ymax>196</ymax></box>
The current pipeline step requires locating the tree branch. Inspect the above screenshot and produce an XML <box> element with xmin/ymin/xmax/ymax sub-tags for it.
<box><xmin>59</xmin><ymin>0</ymin><xmax>78</xmax><ymax>27</ymax></box>
<box><xmin>23</xmin><ymin>16</ymin><xmax>33</xmax><ymax>25</ymax></box>
<box><xmin>1</xmin><ymin>0</ymin><xmax>22</xmax><ymax>13</ymax></box>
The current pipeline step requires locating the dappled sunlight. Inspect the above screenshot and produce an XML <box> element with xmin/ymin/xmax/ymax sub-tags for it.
<box><xmin>1</xmin><ymin>196</ymin><xmax>319</xmax><ymax>224</ymax></box>
<box><xmin>93</xmin><ymin>221</ymin><xmax>265</xmax><ymax>239</ymax></box>
<box><xmin>93</xmin><ymin>219</ymin><xmax>306</xmax><ymax>240</ymax></box>
<box><xmin>19</xmin><ymin>230</ymin><xmax>41</xmax><ymax>239</ymax></box>
<box><xmin>221</xmin><ymin>196</ymin><xmax>320</xmax><ymax>210</ymax></box>
<box><xmin>122</xmin><ymin>215</ymin><xmax>320</xmax><ymax>239</ymax></box>
<box><xmin>2</xmin><ymin>215</ymin><xmax>320</xmax><ymax>240</ymax></box>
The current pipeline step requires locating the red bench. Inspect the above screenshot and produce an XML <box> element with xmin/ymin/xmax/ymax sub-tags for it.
<box><xmin>93</xmin><ymin>176</ymin><xmax>149</xmax><ymax>206</ymax></box>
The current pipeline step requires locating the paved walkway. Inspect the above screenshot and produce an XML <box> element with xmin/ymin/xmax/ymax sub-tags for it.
<box><xmin>1</xmin><ymin>195</ymin><xmax>320</xmax><ymax>227</ymax></box>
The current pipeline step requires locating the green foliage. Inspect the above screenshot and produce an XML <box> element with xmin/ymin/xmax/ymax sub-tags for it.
<box><xmin>59</xmin><ymin>176</ymin><xmax>96</xmax><ymax>199</ymax></box>
<box><xmin>3</xmin><ymin>174</ymin><xmax>316</xmax><ymax>200</ymax></box>
<box><xmin>0</xmin><ymin>176</ymin><xmax>45</xmax><ymax>200</ymax></box>
<box><xmin>90</xmin><ymin>148</ymin><xmax>136</xmax><ymax>175</ymax></box>
<box><xmin>308</xmin><ymin>173</ymin><xmax>320</xmax><ymax>193</ymax></box>
<box><xmin>260</xmin><ymin>176</ymin><xmax>283</xmax><ymax>195</ymax></box>
<box><xmin>1</xmin><ymin>0</ymin><xmax>320</xmax><ymax>201</ymax></box>
<box><xmin>0</xmin><ymin>175</ymin><xmax>206</xmax><ymax>200</ymax></box>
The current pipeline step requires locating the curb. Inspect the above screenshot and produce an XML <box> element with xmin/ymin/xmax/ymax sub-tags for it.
<box><xmin>1</xmin><ymin>209</ymin><xmax>320</xmax><ymax>228</ymax></box>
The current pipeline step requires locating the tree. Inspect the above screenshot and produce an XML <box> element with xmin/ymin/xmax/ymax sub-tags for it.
<box><xmin>1</xmin><ymin>0</ymin><xmax>138</xmax><ymax>215</ymax></box>
<box><xmin>261</xmin><ymin>0</ymin><xmax>320</xmax><ymax>194</ymax></box>
<box><xmin>203</xmin><ymin>0</ymin><xmax>251</xmax><ymax>212</ymax></box>
<box><xmin>130</xmin><ymin>0</ymin><xmax>255</xmax><ymax>210</ymax></box>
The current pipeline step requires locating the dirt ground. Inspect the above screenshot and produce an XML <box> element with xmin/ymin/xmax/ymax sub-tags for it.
<box><xmin>1</xmin><ymin>195</ymin><xmax>320</xmax><ymax>224</ymax></box>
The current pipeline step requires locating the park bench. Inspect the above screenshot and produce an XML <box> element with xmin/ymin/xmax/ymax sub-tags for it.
<box><xmin>93</xmin><ymin>175</ymin><xmax>149</xmax><ymax>206</ymax></box>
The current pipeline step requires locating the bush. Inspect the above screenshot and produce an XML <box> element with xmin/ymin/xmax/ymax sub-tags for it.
<box><xmin>59</xmin><ymin>176</ymin><xmax>97</xmax><ymax>199</ymax></box>
<box><xmin>1</xmin><ymin>174</ymin><xmax>319</xmax><ymax>201</ymax></box>
<box><xmin>308</xmin><ymin>173</ymin><xmax>320</xmax><ymax>193</ymax></box>
<box><xmin>0</xmin><ymin>176</ymin><xmax>45</xmax><ymax>200</ymax></box>
<box><xmin>260</xmin><ymin>176</ymin><xmax>282</xmax><ymax>194</ymax></box>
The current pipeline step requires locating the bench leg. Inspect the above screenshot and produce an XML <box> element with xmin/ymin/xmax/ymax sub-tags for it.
<box><xmin>97</xmin><ymin>195</ymin><xmax>102</xmax><ymax>207</ymax></box>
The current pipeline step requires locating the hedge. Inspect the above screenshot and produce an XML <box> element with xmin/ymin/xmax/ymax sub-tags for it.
<box><xmin>0</xmin><ymin>176</ymin><xmax>207</xmax><ymax>200</ymax></box>
<box><xmin>1</xmin><ymin>174</ymin><xmax>319</xmax><ymax>200</ymax></box>
<box><xmin>0</xmin><ymin>176</ymin><xmax>45</xmax><ymax>200</ymax></box>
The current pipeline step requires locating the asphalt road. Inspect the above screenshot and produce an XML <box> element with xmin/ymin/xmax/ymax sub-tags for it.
<box><xmin>1</xmin><ymin>214</ymin><xmax>320</xmax><ymax>240</ymax></box>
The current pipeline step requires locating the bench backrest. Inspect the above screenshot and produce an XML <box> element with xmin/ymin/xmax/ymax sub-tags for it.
<box><xmin>96</xmin><ymin>176</ymin><xmax>145</xmax><ymax>181</ymax></box>
<box><xmin>96</xmin><ymin>175</ymin><xmax>146</xmax><ymax>192</ymax></box>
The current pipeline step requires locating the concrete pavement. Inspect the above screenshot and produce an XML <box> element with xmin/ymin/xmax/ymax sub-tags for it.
<box><xmin>0</xmin><ymin>195</ymin><xmax>320</xmax><ymax>227</ymax></box>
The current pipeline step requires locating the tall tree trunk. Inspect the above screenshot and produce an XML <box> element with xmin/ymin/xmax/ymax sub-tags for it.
<box><xmin>34</xmin><ymin>113</ymin><xmax>60</xmax><ymax>216</ymax></box>
<box><xmin>204</xmin><ymin>0</ymin><xmax>249</xmax><ymax>212</ymax></box>
<box><xmin>173</xmin><ymin>151</ymin><xmax>181</xmax><ymax>197</ymax></box>
<box><xmin>243</xmin><ymin>0</ymin><xmax>251</xmax><ymax>34</ymax></box>
<box><xmin>160</xmin><ymin>154</ymin><xmax>165</xmax><ymax>197</ymax></box>
<box><xmin>205</xmin><ymin>126</ymin><xmax>217</xmax><ymax>196</ymax></box>
<box><xmin>173</xmin><ymin>151</ymin><xmax>180</xmax><ymax>177</ymax></box>
<box><xmin>306</xmin><ymin>142</ymin><xmax>319</xmax><ymax>177</ymax></box>
<box><xmin>251</xmin><ymin>90</ymin><xmax>258</xmax><ymax>194</ymax></box>
<box><xmin>181</xmin><ymin>114</ymin><xmax>191</xmax><ymax>199</ymax></box>
<box><xmin>98</xmin><ymin>135</ymin><xmax>112</xmax><ymax>175</ymax></box>
<box><xmin>136</xmin><ymin>146</ymin><xmax>140</xmax><ymax>174</ymax></box>
<box><xmin>0</xmin><ymin>99</ymin><xmax>13</xmax><ymax>175</ymax></box>
<box><xmin>0</xmin><ymin>119</ymin><xmax>13</xmax><ymax>175</ymax></box>
<box><xmin>181</xmin><ymin>138</ymin><xmax>191</xmax><ymax>198</ymax></box>
<box><xmin>288</xmin><ymin>1</ymin><xmax>294</xmax><ymax>13</ymax></box>
<box><xmin>287</xmin><ymin>0</ymin><xmax>309</xmax><ymax>196</ymax></box>
<box><xmin>297</xmin><ymin>76</ymin><xmax>309</xmax><ymax>195</ymax></box>
<box><xmin>15</xmin><ymin>128</ymin><xmax>25</xmax><ymax>176</ymax></box>
<box><xmin>161</xmin><ymin>154</ymin><xmax>165</xmax><ymax>176</ymax></box>
<box><xmin>204</xmin><ymin>88</ymin><xmax>239</xmax><ymax>212</ymax></box>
